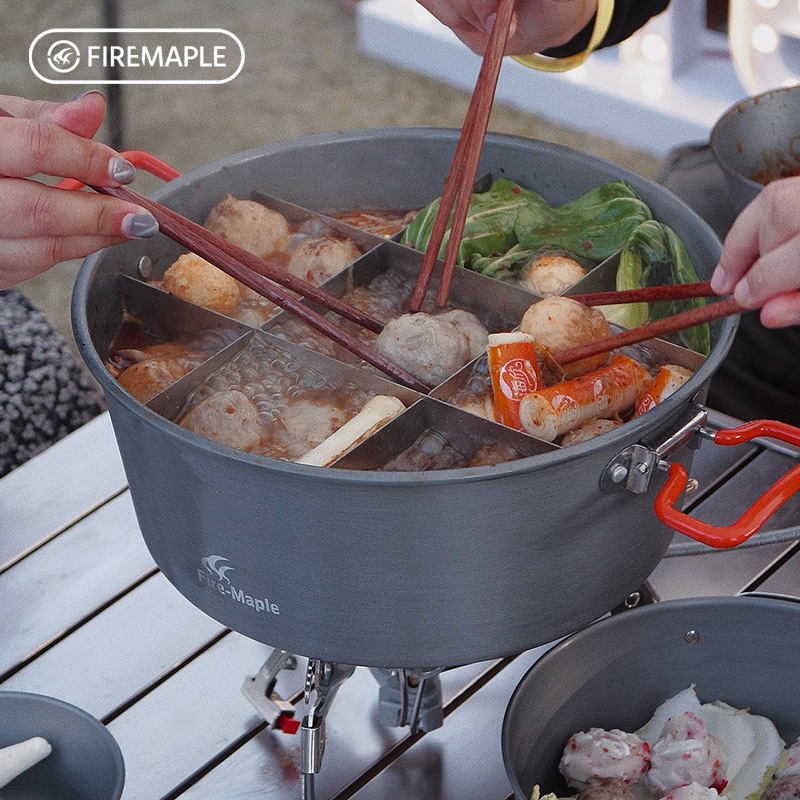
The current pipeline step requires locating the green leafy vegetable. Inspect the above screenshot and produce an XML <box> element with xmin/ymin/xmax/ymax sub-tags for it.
<box><xmin>401</xmin><ymin>178</ymin><xmax>547</xmax><ymax>265</ymax></box>
<box><xmin>514</xmin><ymin>179</ymin><xmax>652</xmax><ymax>265</ymax></box>
<box><xmin>603</xmin><ymin>220</ymin><xmax>710</xmax><ymax>355</ymax></box>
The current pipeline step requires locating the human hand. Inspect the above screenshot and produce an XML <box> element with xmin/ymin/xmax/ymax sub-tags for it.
<box><xmin>0</xmin><ymin>91</ymin><xmax>159</xmax><ymax>289</ymax></box>
<box><xmin>415</xmin><ymin>0</ymin><xmax>598</xmax><ymax>56</ymax></box>
<box><xmin>711</xmin><ymin>176</ymin><xmax>800</xmax><ymax>328</ymax></box>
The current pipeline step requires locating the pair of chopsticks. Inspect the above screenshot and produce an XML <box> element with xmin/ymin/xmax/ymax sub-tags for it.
<box><xmin>408</xmin><ymin>0</ymin><xmax>517</xmax><ymax>312</ymax></box>
<box><xmin>0</xmin><ymin>105</ymin><xmax>430</xmax><ymax>394</ymax></box>
<box><xmin>556</xmin><ymin>284</ymin><xmax>743</xmax><ymax>365</ymax></box>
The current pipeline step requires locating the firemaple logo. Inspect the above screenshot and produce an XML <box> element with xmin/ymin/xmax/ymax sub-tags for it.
<box><xmin>30</xmin><ymin>28</ymin><xmax>244</xmax><ymax>84</ymax></box>
<box><xmin>197</xmin><ymin>555</ymin><xmax>281</xmax><ymax>616</ymax></box>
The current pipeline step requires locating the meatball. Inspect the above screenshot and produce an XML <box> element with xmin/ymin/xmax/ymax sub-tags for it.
<box><xmin>519</xmin><ymin>296</ymin><xmax>611</xmax><ymax>379</ymax></box>
<box><xmin>522</xmin><ymin>254</ymin><xmax>587</xmax><ymax>296</ymax></box>
<box><xmin>559</xmin><ymin>728</ymin><xmax>650</xmax><ymax>790</ymax></box>
<box><xmin>204</xmin><ymin>194</ymin><xmax>290</xmax><ymax>257</ymax></box>
<box><xmin>436</xmin><ymin>309</ymin><xmax>489</xmax><ymax>359</ymax></box>
<box><xmin>375</xmin><ymin>313</ymin><xmax>474</xmax><ymax>387</ymax></box>
<box><xmin>285</xmin><ymin>236</ymin><xmax>361</xmax><ymax>285</ymax></box>
<box><xmin>273</xmin><ymin>398</ymin><xmax>351</xmax><ymax>459</ymax></box>
<box><xmin>762</xmin><ymin>775</ymin><xmax>800</xmax><ymax>800</ymax></box>
<box><xmin>180</xmin><ymin>390</ymin><xmax>262</xmax><ymax>451</ymax></box>
<box><xmin>118</xmin><ymin>358</ymin><xmax>189</xmax><ymax>402</ymax></box>
<box><xmin>163</xmin><ymin>253</ymin><xmax>241</xmax><ymax>316</ymax></box>
<box><xmin>560</xmin><ymin>417</ymin><xmax>622</xmax><ymax>447</ymax></box>
<box><xmin>645</xmin><ymin>712</ymin><xmax>725</xmax><ymax>797</ymax></box>
<box><xmin>576</xmin><ymin>778</ymin><xmax>639</xmax><ymax>800</ymax></box>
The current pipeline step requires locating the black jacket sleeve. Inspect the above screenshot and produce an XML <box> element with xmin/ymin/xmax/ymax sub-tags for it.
<box><xmin>543</xmin><ymin>0</ymin><xmax>671</xmax><ymax>58</ymax></box>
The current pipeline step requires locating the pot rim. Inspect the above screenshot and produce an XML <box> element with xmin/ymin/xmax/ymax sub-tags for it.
<box><xmin>73</xmin><ymin>127</ymin><xmax>736</xmax><ymax>486</ymax></box>
<box><xmin>710</xmin><ymin>85</ymin><xmax>800</xmax><ymax>192</ymax></box>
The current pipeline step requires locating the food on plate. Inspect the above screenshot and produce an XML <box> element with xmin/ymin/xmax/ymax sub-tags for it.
<box><xmin>375</xmin><ymin>311</ymin><xmax>488</xmax><ymax>387</ymax></box>
<box><xmin>286</xmin><ymin>235</ymin><xmax>362</xmax><ymax>285</ymax></box>
<box><xmin>560</xmin><ymin>728</ymin><xmax>650</xmax><ymax>790</ymax></box>
<box><xmin>559</xmin><ymin>417</ymin><xmax>622</xmax><ymax>447</ymax></box>
<box><xmin>486</xmin><ymin>332</ymin><xmax>542</xmax><ymax>430</ymax></box>
<box><xmin>521</xmin><ymin>254</ymin><xmax>587</xmax><ymax>296</ymax></box>
<box><xmin>203</xmin><ymin>193</ymin><xmax>291</xmax><ymax>257</ymax></box>
<box><xmin>518</xmin><ymin>355</ymin><xmax>651</xmax><ymax>443</ymax></box>
<box><xmin>543</xmin><ymin>686</ymin><xmax>789</xmax><ymax>800</ymax></box>
<box><xmin>635</xmin><ymin>364</ymin><xmax>694</xmax><ymax>416</ymax></box>
<box><xmin>519</xmin><ymin>296</ymin><xmax>611</xmax><ymax>379</ymax></box>
<box><xmin>295</xmin><ymin>395</ymin><xmax>405</xmax><ymax>467</ymax></box>
<box><xmin>761</xmin><ymin>775</ymin><xmax>800</xmax><ymax>800</ymax></box>
<box><xmin>0</xmin><ymin>736</ymin><xmax>52</xmax><ymax>789</ymax></box>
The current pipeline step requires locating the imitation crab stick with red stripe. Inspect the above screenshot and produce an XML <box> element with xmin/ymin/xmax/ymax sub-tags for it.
<box><xmin>634</xmin><ymin>364</ymin><xmax>694</xmax><ymax>417</ymax></box>
<box><xmin>486</xmin><ymin>332</ymin><xmax>543</xmax><ymax>430</ymax></box>
<box><xmin>519</xmin><ymin>354</ymin><xmax>652</xmax><ymax>442</ymax></box>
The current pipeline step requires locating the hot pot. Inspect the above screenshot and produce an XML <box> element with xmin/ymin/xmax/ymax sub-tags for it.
<box><xmin>502</xmin><ymin>594</ymin><xmax>800</xmax><ymax>799</ymax></box>
<box><xmin>72</xmin><ymin>129</ymin><xmax>796</xmax><ymax>670</ymax></box>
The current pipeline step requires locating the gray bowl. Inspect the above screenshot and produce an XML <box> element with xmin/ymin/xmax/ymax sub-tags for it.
<box><xmin>502</xmin><ymin>595</ymin><xmax>800</xmax><ymax>800</ymax></box>
<box><xmin>710</xmin><ymin>85</ymin><xmax>800</xmax><ymax>213</ymax></box>
<box><xmin>0</xmin><ymin>692</ymin><xmax>124</xmax><ymax>800</ymax></box>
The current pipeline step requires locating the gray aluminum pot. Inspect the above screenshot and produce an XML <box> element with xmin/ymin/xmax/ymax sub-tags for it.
<box><xmin>73</xmin><ymin>128</ymin><xmax>733</xmax><ymax>669</ymax></box>
<box><xmin>502</xmin><ymin>594</ymin><xmax>800</xmax><ymax>799</ymax></box>
<box><xmin>711</xmin><ymin>85</ymin><xmax>800</xmax><ymax>214</ymax></box>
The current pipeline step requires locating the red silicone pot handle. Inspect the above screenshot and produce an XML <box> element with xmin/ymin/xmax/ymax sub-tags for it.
<box><xmin>57</xmin><ymin>149</ymin><xmax>181</xmax><ymax>191</ymax></box>
<box><xmin>655</xmin><ymin>419</ymin><xmax>800</xmax><ymax>548</ymax></box>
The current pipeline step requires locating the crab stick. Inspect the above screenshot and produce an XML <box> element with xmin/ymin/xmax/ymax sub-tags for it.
<box><xmin>0</xmin><ymin>737</ymin><xmax>52</xmax><ymax>789</ymax></box>
<box><xmin>519</xmin><ymin>354</ymin><xmax>651</xmax><ymax>442</ymax></box>
<box><xmin>634</xmin><ymin>364</ymin><xmax>693</xmax><ymax>416</ymax></box>
<box><xmin>487</xmin><ymin>332</ymin><xmax>542</xmax><ymax>430</ymax></box>
<box><xmin>295</xmin><ymin>395</ymin><xmax>405</xmax><ymax>467</ymax></box>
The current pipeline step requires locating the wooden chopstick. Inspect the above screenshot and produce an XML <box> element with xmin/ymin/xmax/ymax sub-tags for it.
<box><xmin>568</xmin><ymin>280</ymin><xmax>717</xmax><ymax>307</ymax></box>
<box><xmin>555</xmin><ymin>296</ymin><xmax>743</xmax><ymax>365</ymax></box>
<box><xmin>96</xmin><ymin>183</ymin><xmax>430</xmax><ymax>392</ymax></box>
<box><xmin>408</xmin><ymin>0</ymin><xmax>516</xmax><ymax>313</ymax></box>
<box><xmin>0</xmin><ymin>105</ymin><xmax>430</xmax><ymax>391</ymax></box>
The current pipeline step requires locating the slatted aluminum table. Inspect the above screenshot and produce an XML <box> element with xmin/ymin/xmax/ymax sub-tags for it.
<box><xmin>1</xmin><ymin>408</ymin><xmax>799</xmax><ymax>800</ymax></box>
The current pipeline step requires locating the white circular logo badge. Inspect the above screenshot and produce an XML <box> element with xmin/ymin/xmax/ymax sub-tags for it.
<box><xmin>46</xmin><ymin>40</ymin><xmax>80</xmax><ymax>73</ymax></box>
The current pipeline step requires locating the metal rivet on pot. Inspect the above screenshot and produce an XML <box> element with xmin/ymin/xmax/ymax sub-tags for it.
<box><xmin>636</xmin><ymin>462</ymin><xmax>649</xmax><ymax>475</ymax></box>
<box><xmin>684</xmin><ymin>629</ymin><xmax>700</xmax><ymax>644</ymax></box>
<box><xmin>407</xmin><ymin>674</ymin><xmax>421</xmax><ymax>688</ymax></box>
<box><xmin>610</xmin><ymin>465</ymin><xmax>628</xmax><ymax>483</ymax></box>
<box><xmin>624</xmin><ymin>591</ymin><xmax>642</xmax><ymax>608</ymax></box>
<box><xmin>137</xmin><ymin>255</ymin><xmax>153</xmax><ymax>279</ymax></box>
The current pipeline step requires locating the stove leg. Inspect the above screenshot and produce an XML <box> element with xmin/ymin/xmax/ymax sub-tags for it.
<box><xmin>299</xmin><ymin>660</ymin><xmax>356</xmax><ymax>800</ymax></box>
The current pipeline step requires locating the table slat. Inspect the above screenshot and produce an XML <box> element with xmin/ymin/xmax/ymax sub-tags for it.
<box><xmin>0</xmin><ymin>491</ymin><xmax>152</xmax><ymax>677</ymax></box>
<box><xmin>1</xmin><ymin>572</ymin><xmax>224</xmax><ymax>719</ymax></box>
<box><xmin>0</xmin><ymin>413</ymin><xmax>127</xmax><ymax>570</ymax></box>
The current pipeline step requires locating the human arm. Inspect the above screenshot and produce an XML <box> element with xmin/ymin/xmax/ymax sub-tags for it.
<box><xmin>0</xmin><ymin>91</ymin><xmax>158</xmax><ymax>289</ymax></box>
<box><xmin>711</xmin><ymin>176</ymin><xmax>800</xmax><ymax>328</ymax></box>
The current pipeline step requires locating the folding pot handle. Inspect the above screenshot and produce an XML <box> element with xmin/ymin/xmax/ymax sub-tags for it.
<box><xmin>57</xmin><ymin>149</ymin><xmax>181</xmax><ymax>191</ymax></box>
<box><xmin>655</xmin><ymin>419</ymin><xmax>800</xmax><ymax>548</ymax></box>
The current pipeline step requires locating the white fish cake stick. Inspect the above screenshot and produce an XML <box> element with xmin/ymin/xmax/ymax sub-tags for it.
<box><xmin>0</xmin><ymin>736</ymin><xmax>52</xmax><ymax>788</ymax></box>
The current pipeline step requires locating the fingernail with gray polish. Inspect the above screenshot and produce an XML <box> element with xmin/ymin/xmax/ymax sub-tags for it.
<box><xmin>109</xmin><ymin>156</ymin><xmax>136</xmax><ymax>184</ymax></box>
<box><xmin>69</xmin><ymin>89</ymin><xmax>104</xmax><ymax>103</ymax></box>
<box><xmin>122</xmin><ymin>213</ymin><xmax>159</xmax><ymax>238</ymax></box>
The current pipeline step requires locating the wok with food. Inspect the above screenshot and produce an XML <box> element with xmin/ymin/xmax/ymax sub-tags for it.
<box><xmin>75</xmin><ymin>128</ymin><xmax>746</xmax><ymax>668</ymax></box>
